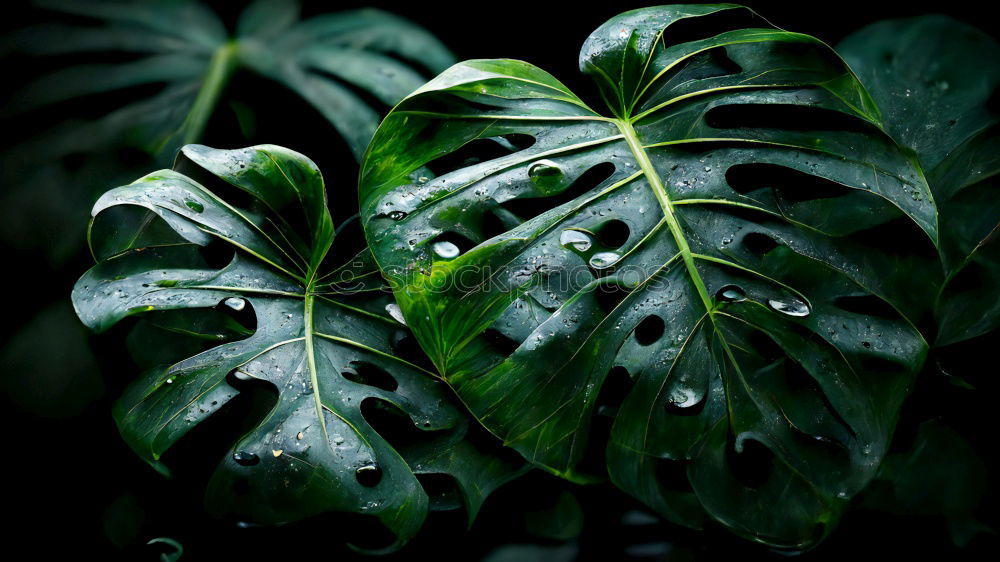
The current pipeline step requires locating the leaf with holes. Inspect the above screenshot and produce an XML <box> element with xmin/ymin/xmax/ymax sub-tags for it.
<box><xmin>72</xmin><ymin>144</ymin><xmax>522</xmax><ymax>548</ymax></box>
<box><xmin>8</xmin><ymin>0</ymin><xmax>453</xmax><ymax>163</ymax></box>
<box><xmin>838</xmin><ymin>15</ymin><xmax>1000</xmax><ymax>346</ymax></box>
<box><xmin>360</xmin><ymin>4</ymin><xmax>934</xmax><ymax>549</ymax></box>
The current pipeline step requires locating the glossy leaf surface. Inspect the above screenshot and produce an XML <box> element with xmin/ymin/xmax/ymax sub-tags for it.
<box><xmin>361</xmin><ymin>4</ymin><xmax>932</xmax><ymax>548</ymax></box>
<box><xmin>72</xmin><ymin>145</ymin><xmax>520</xmax><ymax>547</ymax></box>
<box><xmin>838</xmin><ymin>16</ymin><xmax>1000</xmax><ymax>346</ymax></box>
<box><xmin>10</xmin><ymin>0</ymin><xmax>453</xmax><ymax>162</ymax></box>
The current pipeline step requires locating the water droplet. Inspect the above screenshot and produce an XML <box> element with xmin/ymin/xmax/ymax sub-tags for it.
<box><xmin>528</xmin><ymin>159</ymin><xmax>564</xmax><ymax>193</ymax></box>
<box><xmin>432</xmin><ymin>240</ymin><xmax>460</xmax><ymax>259</ymax></box>
<box><xmin>589</xmin><ymin>251</ymin><xmax>621</xmax><ymax>269</ymax></box>
<box><xmin>233</xmin><ymin>451</ymin><xmax>259</xmax><ymax>466</ymax></box>
<box><xmin>224</xmin><ymin>297</ymin><xmax>246</xmax><ymax>311</ymax></box>
<box><xmin>296</xmin><ymin>432</ymin><xmax>304</xmax><ymax>440</ymax></box>
<box><xmin>388</xmin><ymin>210</ymin><xmax>407</xmax><ymax>221</ymax></box>
<box><xmin>185</xmin><ymin>199</ymin><xmax>204</xmax><ymax>213</ymax></box>
<box><xmin>768</xmin><ymin>297</ymin><xmax>810</xmax><ymax>317</ymax></box>
<box><xmin>560</xmin><ymin>229</ymin><xmax>593</xmax><ymax>252</ymax></box>
<box><xmin>716</xmin><ymin>285</ymin><xmax>746</xmax><ymax>303</ymax></box>
<box><xmin>385</xmin><ymin>303</ymin><xmax>406</xmax><ymax>325</ymax></box>
<box><xmin>355</xmin><ymin>463</ymin><xmax>382</xmax><ymax>487</ymax></box>
<box><xmin>667</xmin><ymin>387</ymin><xmax>699</xmax><ymax>409</ymax></box>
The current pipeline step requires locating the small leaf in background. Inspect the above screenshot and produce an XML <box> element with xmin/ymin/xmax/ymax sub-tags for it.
<box><xmin>862</xmin><ymin>421</ymin><xmax>991</xmax><ymax>546</ymax></box>
<box><xmin>525</xmin><ymin>491</ymin><xmax>584</xmax><ymax>541</ymax></box>
<box><xmin>838</xmin><ymin>15</ymin><xmax>1000</xmax><ymax>346</ymax></box>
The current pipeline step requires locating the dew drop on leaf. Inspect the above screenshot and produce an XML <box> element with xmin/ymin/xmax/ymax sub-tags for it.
<box><xmin>432</xmin><ymin>240</ymin><xmax>460</xmax><ymax>259</ymax></box>
<box><xmin>385</xmin><ymin>303</ymin><xmax>406</xmax><ymax>325</ymax></box>
<box><xmin>560</xmin><ymin>229</ymin><xmax>593</xmax><ymax>252</ymax></box>
<box><xmin>233</xmin><ymin>451</ymin><xmax>259</xmax><ymax>466</ymax></box>
<box><xmin>528</xmin><ymin>159</ymin><xmax>564</xmax><ymax>193</ymax></box>
<box><xmin>589</xmin><ymin>251</ymin><xmax>622</xmax><ymax>269</ymax></box>
<box><xmin>716</xmin><ymin>285</ymin><xmax>746</xmax><ymax>303</ymax></box>
<box><xmin>224</xmin><ymin>297</ymin><xmax>246</xmax><ymax>311</ymax></box>
<box><xmin>768</xmin><ymin>297</ymin><xmax>810</xmax><ymax>317</ymax></box>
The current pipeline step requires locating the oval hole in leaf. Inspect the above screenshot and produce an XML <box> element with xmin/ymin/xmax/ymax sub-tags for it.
<box><xmin>341</xmin><ymin>362</ymin><xmax>398</xmax><ymax>392</ymax></box>
<box><xmin>726</xmin><ymin>436</ymin><xmax>774</xmax><ymax>489</ymax></box>
<box><xmin>705</xmin><ymin>103</ymin><xmax>878</xmax><ymax>134</ymax></box>
<box><xmin>741</xmin><ymin>232</ymin><xmax>779</xmax><ymax>255</ymax></box>
<box><xmin>725</xmin><ymin>163</ymin><xmax>853</xmax><ymax>201</ymax></box>
<box><xmin>596</xmin><ymin>219</ymin><xmax>631</xmax><ymax>248</ymax></box>
<box><xmin>633</xmin><ymin>315</ymin><xmax>666</xmax><ymax>346</ymax></box>
<box><xmin>500</xmin><ymin>162</ymin><xmax>615</xmax><ymax>221</ymax></box>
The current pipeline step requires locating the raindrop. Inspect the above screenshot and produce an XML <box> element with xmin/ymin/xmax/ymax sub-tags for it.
<box><xmin>560</xmin><ymin>229</ymin><xmax>593</xmax><ymax>252</ymax></box>
<box><xmin>355</xmin><ymin>463</ymin><xmax>382</xmax><ymax>487</ymax></box>
<box><xmin>528</xmin><ymin>159</ymin><xmax>564</xmax><ymax>193</ymax></box>
<box><xmin>224</xmin><ymin>297</ymin><xmax>246</xmax><ymax>311</ymax></box>
<box><xmin>432</xmin><ymin>240</ymin><xmax>460</xmax><ymax>259</ymax></box>
<box><xmin>385</xmin><ymin>303</ymin><xmax>406</xmax><ymax>325</ymax></box>
<box><xmin>388</xmin><ymin>210</ymin><xmax>407</xmax><ymax>221</ymax></box>
<box><xmin>233</xmin><ymin>451</ymin><xmax>259</xmax><ymax>466</ymax></box>
<box><xmin>185</xmin><ymin>199</ymin><xmax>204</xmax><ymax>213</ymax></box>
<box><xmin>768</xmin><ymin>297</ymin><xmax>810</xmax><ymax>317</ymax></box>
<box><xmin>667</xmin><ymin>387</ymin><xmax>699</xmax><ymax>409</ymax></box>
<box><xmin>589</xmin><ymin>251</ymin><xmax>622</xmax><ymax>269</ymax></box>
<box><xmin>716</xmin><ymin>285</ymin><xmax>746</xmax><ymax>303</ymax></box>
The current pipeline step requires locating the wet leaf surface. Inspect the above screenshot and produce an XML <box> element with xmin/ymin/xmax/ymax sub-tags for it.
<box><xmin>360</xmin><ymin>4</ymin><xmax>934</xmax><ymax>549</ymax></box>
<box><xmin>73</xmin><ymin>144</ymin><xmax>521</xmax><ymax>548</ymax></box>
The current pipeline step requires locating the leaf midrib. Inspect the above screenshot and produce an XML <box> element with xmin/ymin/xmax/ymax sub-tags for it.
<box><xmin>617</xmin><ymin>119</ymin><xmax>715</xmax><ymax>316</ymax></box>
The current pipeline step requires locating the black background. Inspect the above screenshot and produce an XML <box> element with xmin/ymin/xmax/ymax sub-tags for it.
<box><xmin>1</xmin><ymin>1</ymin><xmax>997</xmax><ymax>560</ymax></box>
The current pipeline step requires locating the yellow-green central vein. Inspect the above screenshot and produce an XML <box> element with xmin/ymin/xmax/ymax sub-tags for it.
<box><xmin>616</xmin><ymin>119</ymin><xmax>715</xmax><ymax>316</ymax></box>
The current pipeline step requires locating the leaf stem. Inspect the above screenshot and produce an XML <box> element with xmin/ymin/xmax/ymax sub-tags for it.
<box><xmin>617</xmin><ymin>119</ymin><xmax>715</xmax><ymax>315</ymax></box>
<box><xmin>180</xmin><ymin>40</ymin><xmax>240</xmax><ymax>146</ymax></box>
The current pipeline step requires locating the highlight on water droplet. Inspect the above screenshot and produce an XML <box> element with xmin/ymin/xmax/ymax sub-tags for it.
<box><xmin>768</xmin><ymin>297</ymin><xmax>810</xmax><ymax>317</ymax></box>
<box><xmin>233</xmin><ymin>450</ymin><xmax>259</xmax><ymax>466</ymax></box>
<box><xmin>224</xmin><ymin>297</ymin><xmax>246</xmax><ymax>312</ymax></box>
<box><xmin>385</xmin><ymin>303</ymin><xmax>407</xmax><ymax>325</ymax></box>
<box><xmin>560</xmin><ymin>229</ymin><xmax>593</xmax><ymax>252</ymax></box>
<box><xmin>388</xmin><ymin>210</ymin><xmax>407</xmax><ymax>221</ymax></box>
<box><xmin>432</xmin><ymin>240</ymin><xmax>460</xmax><ymax>259</ymax></box>
<box><xmin>667</xmin><ymin>387</ymin><xmax>699</xmax><ymax>409</ymax></box>
<box><xmin>527</xmin><ymin>159</ymin><xmax>564</xmax><ymax>193</ymax></box>
<box><xmin>589</xmin><ymin>251</ymin><xmax>622</xmax><ymax>269</ymax></box>
<box><xmin>716</xmin><ymin>285</ymin><xmax>746</xmax><ymax>303</ymax></box>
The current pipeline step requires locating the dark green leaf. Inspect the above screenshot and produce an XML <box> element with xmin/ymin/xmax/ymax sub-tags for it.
<box><xmin>838</xmin><ymin>16</ymin><xmax>1000</xmax><ymax>345</ymax></box>
<box><xmin>863</xmin><ymin>421</ymin><xmax>991</xmax><ymax>546</ymax></box>
<box><xmin>73</xmin><ymin>144</ymin><xmax>521</xmax><ymax>547</ymax></box>
<box><xmin>360</xmin><ymin>5</ymin><xmax>932</xmax><ymax>549</ymax></box>
<box><xmin>11</xmin><ymin>0</ymin><xmax>454</xmax><ymax>163</ymax></box>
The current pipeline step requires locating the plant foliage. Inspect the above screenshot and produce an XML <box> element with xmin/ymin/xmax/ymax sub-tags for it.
<box><xmin>71</xmin><ymin>144</ymin><xmax>521</xmax><ymax>548</ymax></box>
<box><xmin>360</xmin><ymin>4</ymin><xmax>936</xmax><ymax>549</ymax></box>
<box><xmin>838</xmin><ymin>15</ymin><xmax>1000</xmax><ymax>346</ymax></box>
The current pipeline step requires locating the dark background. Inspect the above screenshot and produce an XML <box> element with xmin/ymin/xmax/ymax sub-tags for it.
<box><xmin>1</xmin><ymin>1</ymin><xmax>997</xmax><ymax>560</ymax></box>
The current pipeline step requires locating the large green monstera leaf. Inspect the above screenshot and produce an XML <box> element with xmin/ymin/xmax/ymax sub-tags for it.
<box><xmin>360</xmin><ymin>4</ymin><xmax>934</xmax><ymax>548</ymax></box>
<box><xmin>71</xmin><ymin>145</ymin><xmax>521</xmax><ymax>548</ymax></box>
<box><xmin>838</xmin><ymin>16</ymin><xmax>1000</xmax><ymax>346</ymax></box>
<box><xmin>10</xmin><ymin>0</ymin><xmax>453</xmax><ymax>162</ymax></box>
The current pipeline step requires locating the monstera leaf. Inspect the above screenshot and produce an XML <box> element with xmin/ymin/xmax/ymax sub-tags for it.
<box><xmin>360</xmin><ymin>4</ymin><xmax>934</xmax><ymax>548</ymax></box>
<box><xmin>838</xmin><ymin>16</ymin><xmax>1000</xmax><ymax>346</ymax></box>
<box><xmin>8</xmin><ymin>0</ymin><xmax>453</xmax><ymax>162</ymax></box>
<box><xmin>71</xmin><ymin>145</ymin><xmax>522</xmax><ymax>548</ymax></box>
